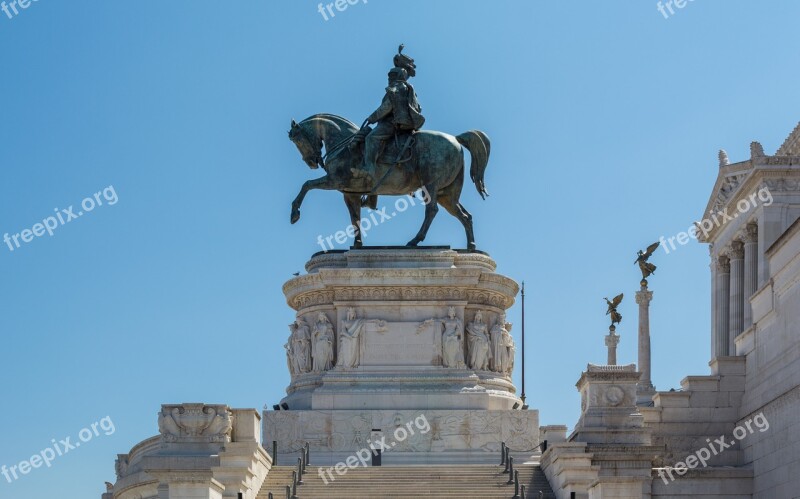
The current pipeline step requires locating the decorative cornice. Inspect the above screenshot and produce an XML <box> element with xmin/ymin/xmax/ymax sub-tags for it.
<box><xmin>701</xmin><ymin>168</ymin><xmax>800</xmax><ymax>243</ymax></box>
<box><xmin>306</xmin><ymin>286</ymin><xmax>512</xmax><ymax>309</ymax></box>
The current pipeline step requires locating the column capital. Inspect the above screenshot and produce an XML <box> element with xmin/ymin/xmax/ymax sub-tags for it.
<box><xmin>744</xmin><ymin>223</ymin><xmax>758</xmax><ymax>243</ymax></box>
<box><xmin>635</xmin><ymin>288</ymin><xmax>653</xmax><ymax>305</ymax></box>
<box><xmin>715</xmin><ymin>255</ymin><xmax>731</xmax><ymax>273</ymax></box>
<box><xmin>729</xmin><ymin>240</ymin><xmax>745</xmax><ymax>260</ymax></box>
<box><xmin>605</xmin><ymin>332</ymin><xmax>620</xmax><ymax>348</ymax></box>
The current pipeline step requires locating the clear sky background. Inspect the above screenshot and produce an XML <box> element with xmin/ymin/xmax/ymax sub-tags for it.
<box><xmin>1</xmin><ymin>1</ymin><xmax>799</xmax><ymax>496</ymax></box>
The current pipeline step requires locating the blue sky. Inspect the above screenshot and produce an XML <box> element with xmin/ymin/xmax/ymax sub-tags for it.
<box><xmin>1</xmin><ymin>0</ymin><xmax>799</xmax><ymax>496</ymax></box>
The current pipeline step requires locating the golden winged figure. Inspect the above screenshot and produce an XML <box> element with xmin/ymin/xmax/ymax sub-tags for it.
<box><xmin>635</xmin><ymin>241</ymin><xmax>660</xmax><ymax>281</ymax></box>
<box><xmin>604</xmin><ymin>293</ymin><xmax>624</xmax><ymax>327</ymax></box>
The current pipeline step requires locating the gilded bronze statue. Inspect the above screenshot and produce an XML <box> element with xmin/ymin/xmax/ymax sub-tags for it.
<box><xmin>604</xmin><ymin>293</ymin><xmax>624</xmax><ymax>328</ymax></box>
<box><xmin>635</xmin><ymin>242</ymin><xmax>661</xmax><ymax>283</ymax></box>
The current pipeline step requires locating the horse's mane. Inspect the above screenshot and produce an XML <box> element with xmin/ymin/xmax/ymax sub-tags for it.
<box><xmin>300</xmin><ymin>114</ymin><xmax>358</xmax><ymax>131</ymax></box>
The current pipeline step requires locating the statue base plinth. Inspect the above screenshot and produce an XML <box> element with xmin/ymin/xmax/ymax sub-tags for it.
<box><xmin>280</xmin><ymin>248</ymin><xmax>522</xmax><ymax>411</ymax></box>
<box><xmin>284</xmin><ymin>367</ymin><xmax>518</xmax><ymax>411</ymax></box>
<box><xmin>269</xmin><ymin>248</ymin><xmax>538</xmax><ymax>463</ymax></box>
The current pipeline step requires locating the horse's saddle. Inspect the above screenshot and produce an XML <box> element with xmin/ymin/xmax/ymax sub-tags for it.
<box><xmin>351</xmin><ymin>127</ymin><xmax>415</xmax><ymax>166</ymax></box>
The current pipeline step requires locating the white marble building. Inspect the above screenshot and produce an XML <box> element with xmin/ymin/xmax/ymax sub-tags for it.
<box><xmin>102</xmin><ymin>123</ymin><xmax>800</xmax><ymax>498</ymax></box>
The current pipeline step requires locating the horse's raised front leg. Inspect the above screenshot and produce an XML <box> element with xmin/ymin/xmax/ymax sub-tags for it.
<box><xmin>344</xmin><ymin>193</ymin><xmax>363</xmax><ymax>248</ymax></box>
<box><xmin>291</xmin><ymin>176</ymin><xmax>336</xmax><ymax>224</ymax></box>
<box><xmin>407</xmin><ymin>183</ymin><xmax>439</xmax><ymax>247</ymax></box>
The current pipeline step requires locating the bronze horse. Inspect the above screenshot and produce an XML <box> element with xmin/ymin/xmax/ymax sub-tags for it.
<box><xmin>288</xmin><ymin>114</ymin><xmax>490</xmax><ymax>250</ymax></box>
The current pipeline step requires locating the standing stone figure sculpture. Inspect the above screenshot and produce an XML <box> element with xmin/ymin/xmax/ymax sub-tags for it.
<box><xmin>466</xmin><ymin>310</ymin><xmax>491</xmax><ymax>371</ymax></box>
<box><xmin>284</xmin><ymin>342</ymin><xmax>295</xmax><ymax>376</ymax></box>
<box><xmin>336</xmin><ymin>307</ymin><xmax>365</xmax><ymax>369</ymax></box>
<box><xmin>311</xmin><ymin>313</ymin><xmax>335</xmax><ymax>372</ymax></box>
<box><xmin>605</xmin><ymin>293</ymin><xmax>624</xmax><ymax>328</ymax></box>
<box><xmin>490</xmin><ymin>312</ymin><xmax>515</xmax><ymax>375</ymax></box>
<box><xmin>288</xmin><ymin>45</ymin><xmax>491</xmax><ymax>250</ymax></box>
<box><xmin>505</xmin><ymin>327</ymin><xmax>516</xmax><ymax>376</ymax></box>
<box><xmin>288</xmin><ymin>317</ymin><xmax>311</xmax><ymax>374</ymax></box>
<box><xmin>420</xmin><ymin>306</ymin><xmax>466</xmax><ymax>369</ymax></box>
<box><xmin>635</xmin><ymin>242</ymin><xmax>661</xmax><ymax>283</ymax></box>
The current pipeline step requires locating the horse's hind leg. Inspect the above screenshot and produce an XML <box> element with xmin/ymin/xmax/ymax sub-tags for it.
<box><xmin>438</xmin><ymin>195</ymin><xmax>475</xmax><ymax>251</ymax></box>
<box><xmin>407</xmin><ymin>183</ymin><xmax>439</xmax><ymax>247</ymax></box>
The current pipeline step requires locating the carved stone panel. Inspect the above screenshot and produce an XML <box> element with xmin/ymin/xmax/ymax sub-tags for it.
<box><xmin>361</xmin><ymin>322</ymin><xmax>441</xmax><ymax>366</ymax></box>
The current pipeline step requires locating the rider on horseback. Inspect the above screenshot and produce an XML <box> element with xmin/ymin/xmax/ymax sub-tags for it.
<box><xmin>351</xmin><ymin>46</ymin><xmax>425</xmax><ymax>184</ymax></box>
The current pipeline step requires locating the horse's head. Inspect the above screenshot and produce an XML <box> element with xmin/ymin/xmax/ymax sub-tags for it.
<box><xmin>288</xmin><ymin>119</ymin><xmax>324</xmax><ymax>169</ymax></box>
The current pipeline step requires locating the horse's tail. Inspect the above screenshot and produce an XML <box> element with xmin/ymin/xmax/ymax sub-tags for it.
<box><xmin>456</xmin><ymin>130</ymin><xmax>491</xmax><ymax>200</ymax></box>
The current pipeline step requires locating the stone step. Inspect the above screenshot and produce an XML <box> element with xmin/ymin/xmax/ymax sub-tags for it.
<box><xmin>257</xmin><ymin>464</ymin><xmax>555</xmax><ymax>498</ymax></box>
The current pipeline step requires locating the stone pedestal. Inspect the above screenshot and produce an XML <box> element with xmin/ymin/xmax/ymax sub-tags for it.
<box><xmin>268</xmin><ymin>248</ymin><xmax>538</xmax><ymax>464</ymax></box>
<box><xmin>542</xmin><ymin>364</ymin><xmax>656</xmax><ymax>499</ymax></box>
<box><xmin>107</xmin><ymin>404</ymin><xmax>269</xmax><ymax>499</ymax></box>
<box><xmin>572</xmin><ymin>364</ymin><xmax>650</xmax><ymax>446</ymax></box>
<box><xmin>605</xmin><ymin>327</ymin><xmax>620</xmax><ymax>366</ymax></box>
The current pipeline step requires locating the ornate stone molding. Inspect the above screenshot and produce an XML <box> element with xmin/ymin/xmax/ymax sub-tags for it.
<box><xmin>290</xmin><ymin>290</ymin><xmax>334</xmax><ymax>310</ymax></box>
<box><xmin>288</xmin><ymin>286</ymin><xmax>515</xmax><ymax>311</ymax></box>
<box><xmin>762</xmin><ymin>178</ymin><xmax>800</xmax><ymax>192</ymax></box>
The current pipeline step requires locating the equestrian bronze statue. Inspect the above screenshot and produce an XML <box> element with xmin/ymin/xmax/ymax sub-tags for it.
<box><xmin>287</xmin><ymin>46</ymin><xmax>491</xmax><ymax>250</ymax></box>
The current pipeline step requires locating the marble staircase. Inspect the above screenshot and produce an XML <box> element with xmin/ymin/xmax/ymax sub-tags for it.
<box><xmin>257</xmin><ymin>464</ymin><xmax>555</xmax><ymax>498</ymax></box>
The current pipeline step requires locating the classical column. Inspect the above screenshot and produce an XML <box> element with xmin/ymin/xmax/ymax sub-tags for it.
<box><xmin>710</xmin><ymin>245</ymin><xmax>718</xmax><ymax>358</ymax></box>
<box><xmin>728</xmin><ymin>241</ymin><xmax>745</xmax><ymax>354</ymax></box>
<box><xmin>605</xmin><ymin>326</ymin><xmax>620</xmax><ymax>366</ymax></box>
<box><xmin>636</xmin><ymin>282</ymin><xmax>655</xmax><ymax>405</ymax></box>
<box><xmin>743</xmin><ymin>224</ymin><xmax>759</xmax><ymax>329</ymax></box>
<box><xmin>714</xmin><ymin>255</ymin><xmax>731</xmax><ymax>357</ymax></box>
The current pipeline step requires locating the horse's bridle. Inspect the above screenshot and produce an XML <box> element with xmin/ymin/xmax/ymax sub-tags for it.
<box><xmin>293</xmin><ymin>124</ymin><xmax>325</xmax><ymax>169</ymax></box>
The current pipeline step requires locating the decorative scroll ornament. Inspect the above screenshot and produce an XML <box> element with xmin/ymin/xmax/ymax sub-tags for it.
<box><xmin>158</xmin><ymin>404</ymin><xmax>233</xmax><ymax>443</ymax></box>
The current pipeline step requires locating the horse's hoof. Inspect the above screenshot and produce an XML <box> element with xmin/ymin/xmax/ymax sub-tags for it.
<box><xmin>354</xmin><ymin>240</ymin><xmax>363</xmax><ymax>249</ymax></box>
<box><xmin>406</xmin><ymin>239</ymin><xmax>420</xmax><ymax>247</ymax></box>
<box><xmin>467</xmin><ymin>242</ymin><xmax>477</xmax><ymax>251</ymax></box>
<box><xmin>290</xmin><ymin>210</ymin><xmax>300</xmax><ymax>224</ymax></box>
